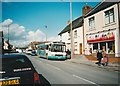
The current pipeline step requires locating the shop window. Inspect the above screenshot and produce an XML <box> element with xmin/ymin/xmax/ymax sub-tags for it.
<box><xmin>105</xmin><ymin>8</ymin><xmax>115</xmax><ymax>25</ymax></box>
<box><xmin>93</xmin><ymin>43</ymin><xmax>98</xmax><ymax>50</ymax></box>
<box><xmin>107</xmin><ymin>41</ymin><xmax>115</xmax><ymax>53</ymax></box>
<box><xmin>100</xmin><ymin>42</ymin><xmax>106</xmax><ymax>51</ymax></box>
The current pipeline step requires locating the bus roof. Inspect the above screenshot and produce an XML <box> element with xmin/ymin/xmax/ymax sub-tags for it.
<box><xmin>36</xmin><ymin>41</ymin><xmax>65</xmax><ymax>46</ymax></box>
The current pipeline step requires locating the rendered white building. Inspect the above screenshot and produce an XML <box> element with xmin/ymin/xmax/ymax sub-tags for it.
<box><xmin>84</xmin><ymin>1</ymin><xmax>120</xmax><ymax>57</ymax></box>
<box><xmin>58</xmin><ymin>17</ymin><xmax>83</xmax><ymax>55</ymax></box>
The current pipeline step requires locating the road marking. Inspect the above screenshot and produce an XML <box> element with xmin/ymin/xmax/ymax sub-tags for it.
<box><xmin>54</xmin><ymin>67</ymin><xmax>61</xmax><ymax>70</ymax></box>
<box><xmin>46</xmin><ymin>64</ymin><xmax>61</xmax><ymax>70</ymax></box>
<box><xmin>37</xmin><ymin>59</ymin><xmax>41</xmax><ymax>62</ymax></box>
<box><xmin>72</xmin><ymin>74</ymin><xmax>100</xmax><ymax>86</ymax></box>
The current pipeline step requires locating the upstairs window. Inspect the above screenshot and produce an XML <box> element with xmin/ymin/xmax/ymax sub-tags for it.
<box><xmin>68</xmin><ymin>32</ymin><xmax>70</xmax><ymax>40</ymax></box>
<box><xmin>105</xmin><ymin>8</ymin><xmax>114</xmax><ymax>24</ymax></box>
<box><xmin>74</xmin><ymin>30</ymin><xmax>77</xmax><ymax>38</ymax></box>
<box><xmin>89</xmin><ymin>17</ymin><xmax>95</xmax><ymax>30</ymax></box>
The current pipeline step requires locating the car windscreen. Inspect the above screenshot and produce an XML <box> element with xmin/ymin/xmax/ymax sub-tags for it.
<box><xmin>1</xmin><ymin>56</ymin><xmax>33</xmax><ymax>72</ymax></box>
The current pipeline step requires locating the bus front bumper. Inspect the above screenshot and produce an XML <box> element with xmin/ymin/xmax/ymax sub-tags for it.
<box><xmin>48</xmin><ymin>56</ymin><xmax>66</xmax><ymax>60</ymax></box>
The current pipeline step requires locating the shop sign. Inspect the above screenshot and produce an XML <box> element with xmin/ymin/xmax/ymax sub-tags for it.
<box><xmin>86</xmin><ymin>31</ymin><xmax>115</xmax><ymax>43</ymax></box>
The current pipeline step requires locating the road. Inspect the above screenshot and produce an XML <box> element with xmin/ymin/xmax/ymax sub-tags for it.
<box><xmin>27</xmin><ymin>55</ymin><xmax>119</xmax><ymax>85</ymax></box>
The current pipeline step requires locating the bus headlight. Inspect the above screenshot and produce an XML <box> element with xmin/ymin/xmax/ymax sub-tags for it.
<box><xmin>63</xmin><ymin>52</ymin><xmax>66</xmax><ymax>56</ymax></box>
<box><xmin>51</xmin><ymin>53</ymin><xmax>55</xmax><ymax>56</ymax></box>
<box><xmin>48</xmin><ymin>52</ymin><xmax>55</xmax><ymax>56</ymax></box>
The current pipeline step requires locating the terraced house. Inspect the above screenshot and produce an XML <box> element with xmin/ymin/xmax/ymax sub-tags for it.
<box><xmin>58</xmin><ymin>17</ymin><xmax>83</xmax><ymax>55</ymax></box>
<box><xmin>84</xmin><ymin>0</ymin><xmax>120</xmax><ymax>57</ymax></box>
<box><xmin>58</xmin><ymin>4</ymin><xmax>92</xmax><ymax>55</ymax></box>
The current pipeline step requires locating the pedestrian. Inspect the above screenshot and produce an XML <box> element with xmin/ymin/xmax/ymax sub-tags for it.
<box><xmin>66</xmin><ymin>49</ymin><xmax>71</xmax><ymax>55</ymax></box>
<box><xmin>96</xmin><ymin>50</ymin><xmax>103</xmax><ymax>66</ymax></box>
<box><xmin>102</xmin><ymin>53</ymin><xmax>108</xmax><ymax>66</ymax></box>
<box><xmin>66</xmin><ymin>49</ymin><xmax>71</xmax><ymax>59</ymax></box>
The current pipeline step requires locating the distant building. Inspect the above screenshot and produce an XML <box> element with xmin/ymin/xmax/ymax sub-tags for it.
<box><xmin>27</xmin><ymin>41</ymin><xmax>50</xmax><ymax>50</ymax></box>
<box><xmin>3</xmin><ymin>40</ymin><xmax>13</xmax><ymax>50</ymax></box>
<box><xmin>4</xmin><ymin>40</ymin><xmax>9</xmax><ymax>50</ymax></box>
<box><xmin>84</xmin><ymin>1</ymin><xmax>120</xmax><ymax>57</ymax></box>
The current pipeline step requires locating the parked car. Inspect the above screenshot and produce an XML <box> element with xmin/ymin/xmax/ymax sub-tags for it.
<box><xmin>0</xmin><ymin>54</ymin><xmax>40</xmax><ymax>85</ymax></box>
<box><xmin>31</xmin><ymin>50</ymin><xmax>37</xmax><ymax>56</ymax></box>
<box><xmin>16</xmin><ymin>49</ymin><xmax>22</xmax><ymax>53</ymax></box>
<box><xmin>25</xmin><ymin>49</ymin><xmax>32</xmax><ymax>55</ymax></box>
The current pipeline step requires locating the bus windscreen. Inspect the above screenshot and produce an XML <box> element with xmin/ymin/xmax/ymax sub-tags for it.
<box><xmin>51</xmin><ymin>44</ymin><xmax>66</xmax><ymax>52</ymax></box>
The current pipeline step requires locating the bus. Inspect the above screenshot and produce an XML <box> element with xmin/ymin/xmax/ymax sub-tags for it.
<box><xmin>36</xmin><ymin>41</ymin><xmax>67</xmax><ymax>60</ymax></box>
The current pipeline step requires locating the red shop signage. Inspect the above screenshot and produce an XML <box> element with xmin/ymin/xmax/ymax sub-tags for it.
<box><xmin>87</xmin><ymin>36</ymin><xmax>115</xmax><ymax>43</ymax></box>
<box><xmin>87</xmin><ymin>32</ymin><xmax>115</xmax><ymax>43</ymax></box>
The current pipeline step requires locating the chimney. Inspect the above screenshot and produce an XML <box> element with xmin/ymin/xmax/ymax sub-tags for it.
<box><xmin>82</xmin><ymin>3</ymin><xmax>92</xmax><ymax>16</ymax></box>
<box><xmin>68</xmin><ymin>20</ymin><xmax>70</xmax><ymax>25</ymax></box>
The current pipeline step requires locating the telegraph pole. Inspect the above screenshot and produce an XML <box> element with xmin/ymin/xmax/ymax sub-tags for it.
<box><xmin>45</xmin><ymin>25</ymin><xmax>47</xmax><ymax>42</ymax></box>
<box><xmin>70</xmin><ymin>0</ymin><xmax>74</xmax><ymax>58</ymax></box>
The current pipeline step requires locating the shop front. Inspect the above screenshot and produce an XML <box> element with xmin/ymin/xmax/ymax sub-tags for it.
<box><xmin>86</xmin><ymin>30</ymin><xmax>115</xmax><ymax>55</ymax></box>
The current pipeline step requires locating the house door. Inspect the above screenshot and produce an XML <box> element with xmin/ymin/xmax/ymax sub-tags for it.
<box><xmin>79</xmin><ymin>43</ymin><xmax>82</xmax><ymax>55</ymax></box>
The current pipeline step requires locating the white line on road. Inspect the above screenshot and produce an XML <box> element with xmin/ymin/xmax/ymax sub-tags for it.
<box><xmin>46</xmin><ymin>64</ymin><xmax>61</xmax><ymax>70</ymax></box>
<box><xmin>37</xmin><ymin>59</ymin><xmax>41</xmax><ymax>62</ymax></box>
<box><xmin>72</xmin><ymin>74</ymin><xmax>100</xmax><ymax>86</ymax></box>
<box><xmin>31</xmin><ymin>57</ymin><xmax>41</xmax><ymax>62</ymax></box>
<box><xmin>54</xmin><ymin>67</ymin><xmax>61</xmax><ymax>70</ymax></box>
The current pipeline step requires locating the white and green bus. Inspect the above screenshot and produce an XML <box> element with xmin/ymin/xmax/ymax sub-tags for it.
<box><xmin>36</xmin><ymin>41</ymin><xmax>67</xmax><ymax>60</ymax></box>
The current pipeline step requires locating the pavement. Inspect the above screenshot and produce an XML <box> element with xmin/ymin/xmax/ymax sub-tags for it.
<box><xmin>67</xmin><ymin>55</ymin><xmax>120</xmax><ymax>72</ymax></box>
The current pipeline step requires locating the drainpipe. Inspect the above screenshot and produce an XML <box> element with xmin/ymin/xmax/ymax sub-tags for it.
<box><xmin>118</xmin><ymin>2</ymin><xmax>120</xmax><ymax>36</ymax></box>
<box><xmin>117</xmin><ymin>2</ymin><xmax>120</xmax><ymax>57</ymax></box>
<box><xmin>82</xmin><ymin>17</ymin><xmax>85</xmax><ymax>55</ymax></box>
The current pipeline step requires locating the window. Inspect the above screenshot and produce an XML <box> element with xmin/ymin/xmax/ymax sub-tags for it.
<box><xmin>107</xmin><ymin>41</ymin><xmax>115</xmax><ymax>53</ymax></box>
<box><xmin>105</xmin><ymin>8</ymin><xmax>114</xmax><ymax>24</ymax></box>
<box><xmin>2</xmin><ymin>57</ymin><xmax>32</xmax><ymax>70</ymax></box>
<box><xmin>68</xmin><ymin>32</ymin><xmax>70</xmax><ymax>40</ymax></box>
<box><xmin>93</xmin><ymin>43</ymin><xmax>98</xmax><ymax>50</ymax></box>
<box><xmin>74</xmin><ymin>42</ymin><xmax>77</xmax><ymax>51</ymax></box>
<box><xmin>100</xmin><ymin>42</ymin><xmax>106</xmax><ymax>51</ymax></box>
<box><xmin>89</xmin><ymin>17</ymin><xmax>95</xmax><ymax>30</ymax></box>
<box><xmin>51</xmin><ymin>44</ymin><xmax>66</xmax><ymax>52</ymax></box>
<box><xmin>74</xmin><ymin>30</ymin><xmax>77</xmax><ymax>38</ymax></box>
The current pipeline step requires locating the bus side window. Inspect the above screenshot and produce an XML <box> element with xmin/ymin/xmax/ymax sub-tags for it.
<box><xmin>49</xmin><ymin>44</ymin><xmax>51</xmax><ymax>51</ymax></box>
<box><xmin>46</xmin><ymin>45</ymin><xmax>49</xmax><ymax>50</ymax></box>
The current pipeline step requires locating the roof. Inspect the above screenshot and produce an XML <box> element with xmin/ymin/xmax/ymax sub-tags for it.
<box><xmin>84</xmin><ymin>0</ymin><xmax>119</xmax><ymax>18</ymax></box>
<box><xmin>58</xmin><ymin>16</ymin><xmax>83</xmax><ymax>35</ymax></box>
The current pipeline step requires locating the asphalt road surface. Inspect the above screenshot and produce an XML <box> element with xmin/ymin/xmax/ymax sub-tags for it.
<box><xmin>27</xmin><ymin>55</ymin><xmax>119</xmax><ymax>86</ymax></box>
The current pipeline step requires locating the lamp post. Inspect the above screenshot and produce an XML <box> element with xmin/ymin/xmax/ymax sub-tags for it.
<box><xmin>61</xmin><ymin>0</ymin><xmax>73</xmax><ymax>58</ymax></box>
<box><xmin>7</xmin><ymin>23</ymin><xmax>12</xmax><ymax>50</ymax></box>
<box><xmin>5</xmin><ymin>19</ymin><xmax>13</xmax><ymax>43</ymax></box>
<box><xmin>45</xmin><ymin>25</ymin><xmax>47</xmax><ymax>42</ymax></box>
<box><xmin>70</xmin><ymin>0</ymin><xmax>73</xmax><ymax>58</ymax></box>
<box><xmin>7</xmin><ymin>24</ymin><xmax>10</xmax><ymax>43</ymax></box>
